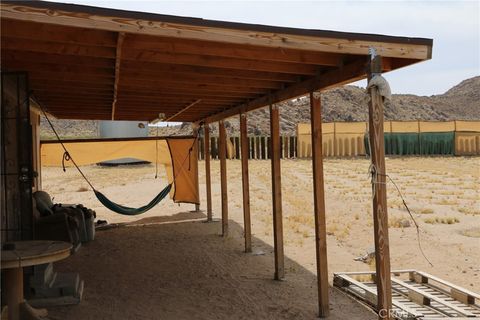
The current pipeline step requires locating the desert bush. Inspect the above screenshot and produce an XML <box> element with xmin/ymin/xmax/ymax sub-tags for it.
<box><xmin>424</xmin><ymin>217</ymin><xmax>459</xmax><ymax>224</ymax></box>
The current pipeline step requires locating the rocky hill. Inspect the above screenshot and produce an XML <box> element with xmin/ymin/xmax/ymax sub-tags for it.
<box><xmin>41</xmin><ymin>76</ymin><xmax>480</xmax><ymax>139</ymax></box>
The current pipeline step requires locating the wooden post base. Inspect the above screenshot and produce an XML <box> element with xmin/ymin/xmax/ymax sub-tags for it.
<box><xmin>4</xmin><ymin>267</ymin><xmax>48</xmax><ymax>320</ymax></box>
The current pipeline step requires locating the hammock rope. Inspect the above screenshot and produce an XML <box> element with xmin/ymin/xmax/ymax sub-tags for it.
<box><xmin>35</xmin><ymin>95</ymin><xmax>195</xmax><ymax>216</ymax></box>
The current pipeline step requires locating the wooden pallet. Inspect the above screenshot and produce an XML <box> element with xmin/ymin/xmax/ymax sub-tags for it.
<box><xmin>333</xmin><ymin>270</ymin><xmax>480</xmax><ymax>319</ymax></box>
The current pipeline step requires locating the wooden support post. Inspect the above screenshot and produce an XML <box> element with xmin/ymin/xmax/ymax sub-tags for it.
<box><xmin>204</xmin><ymin>125</ymin><xmax>213</xmax><ymax>221</ymax></box>
<box><xmin>5</xmin><ymin>267</ymin><xmax>23</xmax><ymax>320</ymax></box>
<box><xmin>240</xmin><ymin>113</ymin><xmax>252</xmax><ymax>252</ymax></box>
<box><xmin>270</xmin><ymin>104</ymin><xmax>284</xmax><ymax>280</ymax></box>
<box><xmin>219</xmin><ymin>121</ymin><xmax>228</xmax><ymax>236</ymax></box>
<box><xmin>310</xmin><ymin>92</ymin><xmax>330</xmax><ymax>317</ymax></box>
<box><xmin>367</xmin><ymin>56</ymin><xmax>393</xmax><ymax>319</ymax></box>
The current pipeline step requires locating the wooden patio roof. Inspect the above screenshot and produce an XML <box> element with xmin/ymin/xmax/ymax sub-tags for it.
<box><xmin>1</xmin><ymin>1</ymin><xmax>433</xmax><ymax>123</ymax></box>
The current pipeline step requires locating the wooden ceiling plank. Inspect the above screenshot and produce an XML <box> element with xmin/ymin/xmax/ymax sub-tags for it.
<box><xmin>33</xmin><ymin>88</ymin><xmax>114</xmax><ymax>97</ymax></box>
<box><xmin>39</xmin><ymin>96</ymin><xmax>114</xmax><ymax>103</ymax></box>
<box><xmin>118</xmin><ymin>77</ymin><xmax>277</xmax><ymax>92</ymax></box>
<box><xmin>116</xmin><ymin>95</ymin><xmax>241</xmax><ymax>103</ymax></box>
<box><xmin>121</xmin><ymin>49</ymin><xmax>319</xmax><ymax>75</ymax></box>
<box><xmin>31</xmin><ymin>79</ymin><xmax>114</xmax><ymax>90</ymax></box>
<box><xmin>1</xmin><ymin>18</ymin><xmax>117</xmax><ymax>47</ymax></box>
<box><xmin>124</xmin><ymin>34</ymin><xmax>343</xmax><ymax>66</ymax></box>
<box><xmin>1</xmin><ymin>36</ymin><xmax>116</xmax><ymax>58</ymax></box>
<box><xmin>120</xmin><ymin>60</ymin><xmax>300</xmax><ymax>82</ymax></box>
<box><xmin>1</xmin><ymin>50</ymin><xmax>115</xmax><ymax>68</ymax></box>
<box><xmin>111</xmin><ymin>32</ymin><xmax>125</xmax><ymax>120</ymax></box>
<box><xmin>29</xmin><ymin>73</ymin><xmax>114</xmax><ymax>85</ymax></box>
<box><xmin>117</xmin><ymin>90</ymin><xmax>250</xmax><ymax>100</ymax></box>
<box><xmin>119</xmin><ymin>70</ymin><xmax>282</xmax><ymax>89</ymax></box>
<box><xmin>117</xmin><ymin>82</ymin><xmax>267</xmax><ymax>95</ymax></box>
<box><xmin>117</xmin><ymin>108</ymin><xmax>226</xmax><ymax>113</ymax></box>
<box><xmin>117</xmin><ymin>89</ymin><xmax>257</xmax><ymax>99</ymax></box>
<box><xmin>34</xmin><ymin>91</ymin><xmax>114</xmax><ymax>98</ymax></box>
<box><xmin>1</xmin><ymin>3</ymin><xmax>432</xmax><ymax>59</ymax></box>
<box><xmin>116</xmin><ymin>100</ymin><xmax>234</xmax><ymax>107</ymax></box>
<box><xmin>3</xmin><ymin>60</ymin><xmax>114</xmax><ymax>77</ymax></box>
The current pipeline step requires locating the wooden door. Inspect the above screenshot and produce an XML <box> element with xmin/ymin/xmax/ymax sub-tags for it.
<box><xmin>1</xmin><ymin>72</ymin><xmax>34</xmax><ymax>242</ymax></box>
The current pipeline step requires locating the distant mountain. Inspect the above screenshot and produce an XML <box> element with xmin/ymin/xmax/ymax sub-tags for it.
<box><xmin>41</xmin><ymin>76</ymin><xmax>480</xmax><ymax>139</ymax></box>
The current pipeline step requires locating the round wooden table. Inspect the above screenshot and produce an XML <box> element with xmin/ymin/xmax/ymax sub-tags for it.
<box><xmin>1</xmin><ymin>240</ymin><xmax>72</xmax><ymax>320</ymax></box>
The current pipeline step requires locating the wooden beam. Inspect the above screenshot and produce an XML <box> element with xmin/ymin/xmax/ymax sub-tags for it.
<box><xmin>3</xmin><ymin>60</ymin><xmax>114</xmax><ymax>78</ymax></box>
<box><xmin>118</xmin><ymin>78</ymin><xmax>269</xmax><ymax>94</ymax></box>
<box><xmin>121</xmin><ymin>49</ymin><xmax>319</xmax><ymax>75</ymax></box>
<box><xmin>2</xmin><ymin>18</ymin><xmax>118</xmax><ymax>47</ymax></box>
<box><xmin>204</xmin><ymin>125</ymin><xmax>213</xmax><ymax>221</ymax></box>
<box><xmin>1</xmin><ymin>50</ymin><xmax>115</xmax><ymax>68</ymax></box>
<box><xmin>240</xmin><ymin>113</ymin><xmax>252</xmax><ymax>253</ymax></box>
<box><xmin>367</xmin><ymin>56</ymin><xmax>393</xmax><ymax>320</ymax></box>
<box><xmin>120</xmin><ymin>60</ymin><xmax>300</xmax><ymax>82</ymax></box>
<box><xmin>116</xmin><ymin>93</ymin><xmax>240</xmax><ymax>102</ymax></box>
<box><xmin>114</xmin><ymin>102</ymin><xmax>228</xmax><ymax>110</ymax></box>
<box><xmin>201</xmin><ymin>58</ymin><xmax>368</xmax><ymax>124</ymax></box>
<box><xmin>33</xmin><ymin>88</ymin><xmax>113</xmax><ymax>97</ymax></box>
<box><xmin>124</xmin><ymin>34</ymin><xmax>343</xmax><ymax>66</ymax></box>
<box><xmin>270</xmin><ymin>104</ymin><xmax>284</xmax><ymax>280</ymax></box>
<box><xmin>310</xmin><ymin>92</ymin><xmax>329</xmax><ymax>317</ymax></box>
<box><xmin>219</xmin><ymin>120</ymin><xmax>228</xmax><ymax>236</ymax></box>
<box><xmin>117</xmin><ymin>82</ymin><xmax>266</xmax><ymax>95</ymax></box>
<box><xmin>118</xmin><ymin>70</ymin><xmax>283</xmax><ymax>90</ymax></box>
<box><xmin>29</xmin><ymin>73</ymin><xmax>114</xmax><ymax>85</ymax></box>
<box><xmin>118</xmin><ymin>90</ymin><xmax>252</xmax><ymax>100</ymax></box>
<box><xmin>116</xmin><ymin>96</ymin><xmax>239</xmax><ymax>105</ymax></box>
<box><xmin>111</xmin><ymin>32</ymin><xmax>125</xmax><ymax>120</ymax></box>
<box><xmin>1</xmin><ymin>3</ymin><xmax>432</xmax><ymax>59</ymax></box>
<box><xmin>1</xmin><ymin>36</ymin><xmax>116</xmax><ymax>58</ymax></box>
<box><xmin>30</xmin><ymin>79</ymin><xmax>114</xmax><ymax>89</ymax></box>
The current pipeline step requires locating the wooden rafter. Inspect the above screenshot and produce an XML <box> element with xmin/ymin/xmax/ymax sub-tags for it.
<box><xmin>111</xmin><ymin>32</ymin><xmax>125</xmax><ymax>120</ymax></box>
<box><xmin>201</xmin><ymin>58</ymin><xmax>368</xmax><ymax>124</ymax></box>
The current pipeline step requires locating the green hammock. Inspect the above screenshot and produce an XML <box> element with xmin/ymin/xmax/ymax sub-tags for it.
<box><xmin>94</xmin><ymin>183</ymin><xmax>172</xmax><ymax>216</ymax></box>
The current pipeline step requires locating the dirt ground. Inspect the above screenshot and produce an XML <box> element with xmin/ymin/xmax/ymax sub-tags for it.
<box><xmin>42</xmin><ymin>157</ymin><xmax>479</xmax><ymax>319</ymax></box>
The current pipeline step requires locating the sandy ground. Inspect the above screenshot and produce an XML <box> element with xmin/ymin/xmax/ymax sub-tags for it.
<box><xmin>41</xmin><ymin>157</ymin><xmax>480</xmax><ymax>319</ymax></box>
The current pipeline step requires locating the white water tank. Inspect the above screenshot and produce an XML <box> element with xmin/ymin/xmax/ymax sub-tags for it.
<box><xmin>99</xmin><ymin>120</ymin><xmax>148</xmax><ymax>138</ymax></box>
<box><xmin>98</xmin><ymin>121</ymin><xmax>149</xmax><ymax>165</ymax></box>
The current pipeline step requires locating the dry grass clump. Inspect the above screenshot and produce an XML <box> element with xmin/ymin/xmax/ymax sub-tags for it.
<box><xmin>424</xmin><ymin>216</ymin><xmax>460</xmax><ymax>225</ymax></box>
<box><xmin>461</xmin><ymin>227</ymin><xmax>480</xmax><ymax>238</ymax></box>
<box><xmin>286</xmin><ymin>214</ymin><xmax>314</xmax><ymax>226</ymax></box>
<box><xmin>326</xmin><ymin>223</ymin><xmax>339</xmax><ymax>236</ymax></box>
<box><xmin>458</xmin><ymin>207</ymin><xmax>480</xmax><ymax>215</ymax></box>
<box><xmin>419</xmin><ymin>208</ymin><xmax>434</xmax><ymax>214</ymax></box>
<box><xmin>353</xmin><ymin>274</ymin><xmax>374</xmax><ymax>282</ymax></box>
<box><xmin>388</xmin><ymin>216</ymin><xmax>411</xmax><ymax>228</ymax></box>
<box><xmin>436</xmin><ymin>198</ymin><xmax>459</xmax><ymax>206</ymax></box>
<box><xmin>388</xmin><ymin>199</ymin><xmax>403</xmax><ymax>209</ymax></box>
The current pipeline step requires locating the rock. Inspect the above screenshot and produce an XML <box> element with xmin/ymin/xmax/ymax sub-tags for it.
<box><xmin>399</xmin><ymin>219</ymin><xmax>411</xmax><ymax>228</ymax></box>
<box><xmin>354</xmin><ymin>247</ymin><xmax>376</xmax><ymax>264</ymax></box>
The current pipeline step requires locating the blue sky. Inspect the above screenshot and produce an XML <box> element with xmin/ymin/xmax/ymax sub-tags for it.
<box><xmin>55</xmin><ymin>0</ymin><xmax>479</xmax><ymax>96</ymax></box>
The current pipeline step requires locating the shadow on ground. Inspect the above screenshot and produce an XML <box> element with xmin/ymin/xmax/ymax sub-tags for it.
<box><xmin>47</xmin><ymin>212</ymin><xmax>374</xmax><ymax>319</ymax></box>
